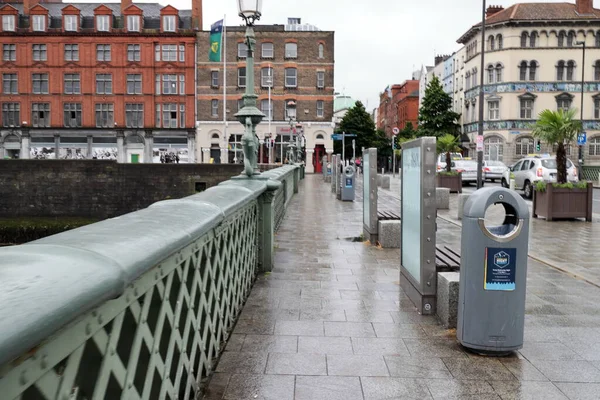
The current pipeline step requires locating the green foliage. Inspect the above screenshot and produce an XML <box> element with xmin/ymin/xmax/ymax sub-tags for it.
<box><xmin>437</xmin><ymin>170</ymin><xmax>460</xmax><ymax>176</ymax></box>
<box><xmin>532</xmin><ymin>109</ymin><xmax>582</xmax><ymax>184</ymax></box>
<box><xmin>336</xmin><ymin>100</ymin><xmax>378</xmax><ymax>158</ymax></box>
<box><xmin>436</xmin><ymin>134</ymin><xmax>461</xmax><ymax>172</ymax></box>
<box><xmin>0</xmin><ymin>217</ymin><xmax>98</xmax><ymax>245</ymax></box>
<box><xmin>417</xmin><ymin>76</ymin><xmax>461</xmax><ymax>137</ymax></box>
<box><xmin>534</xmin><ymin>180</ymin><xmax>588</xmax><ymax>192</ymax></box>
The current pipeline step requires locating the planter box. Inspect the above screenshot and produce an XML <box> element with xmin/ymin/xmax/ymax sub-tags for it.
<box><xmin>437</xmin><ymin>173</ymin><xmax>462</xmax><ymax>193</ymax></box>
<box><xmin>533</xmin><ymin>182</ymin><xmax>593</xmax><ymax>222</ymax></box>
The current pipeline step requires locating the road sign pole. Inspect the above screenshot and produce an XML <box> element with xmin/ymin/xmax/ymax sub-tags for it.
<box><xmin>342</xmin><ymin>132</ymin><xmax>345</xmax><ymax>163</ymax></box>
<box><xmin>352</xmin><ymin>139</ymin><xmax>356</xmax><ymax>160</ymax></box>
<box><xmin>392</xmin><ymin>135</ymin><xmax>396</xmax><ymax>178</ymax></box>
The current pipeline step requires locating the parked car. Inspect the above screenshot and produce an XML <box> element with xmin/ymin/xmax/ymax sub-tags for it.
<box><xmin>437</xmin><ymin>152</ymin><xmax>463</xmax><ymax>171</ymax></box>
<box><xmin>452</xmin><ymin>160</ymin><xmax>482</xmax><ymax>186</ymax></box>
<box><xmin>500</xmin><ymin>155</ymin><xmax>578</xmax><ymax>199</ymax></box>
<box><xmin>483</xmin><ymin>160</ymin><xmax>508</xmax><ymax>182</ymax></box>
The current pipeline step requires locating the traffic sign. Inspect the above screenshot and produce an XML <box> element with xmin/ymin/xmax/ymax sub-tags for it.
<box><xmin>476</xmin><ymin>135</ymin><xmax>484</xmax><ymax>152</ymax></box>
<box><xmin>392</xmin><ymin>127</ymin><xmax>400</xmax><ymax>135</ymax></box>
<box><xmin>577</xmin><ymin>132</ymin><xmax>587</xmax><ymax>145</ymax></box>
<box><xmin>332</xmin><ymin>134</ymin><xmax>343</xmax><ymax>140</ymax></box>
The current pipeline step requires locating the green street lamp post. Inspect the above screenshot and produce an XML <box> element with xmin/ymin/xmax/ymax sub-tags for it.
<box><xmin>235</xmin><ymin>0</ymin><xmax>265</xmax><ymax>177</ymax></box>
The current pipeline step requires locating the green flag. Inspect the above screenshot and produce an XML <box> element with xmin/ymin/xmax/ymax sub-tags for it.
<box><xmin>209</xmin><ymin>20</ymin><xmax>223</xmax><ymax>62</ymax></box>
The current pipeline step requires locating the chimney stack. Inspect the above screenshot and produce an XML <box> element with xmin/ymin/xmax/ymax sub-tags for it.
<box><xmin>486</xmin><ymin>5</ymin><xmax>504</xmax><ymax>18</ymax></box>
<box><xmin>121</xmin><ymin>0</ymin><xmax>133</xmax><ymax>14</ymax></box>
<box><xmin>192</xmin><ymin>0</ymin><xmax>203</xmax><ymax>30</ymax></box>
<box><xmin>23</xmin><ymin>0</ymin><xmax>41</xmax><ymax>15</ymax></box>
<box><xmin>576</xmin><ymin>0</ymin><xmax>593</xmax><ymax>14</ymax></box>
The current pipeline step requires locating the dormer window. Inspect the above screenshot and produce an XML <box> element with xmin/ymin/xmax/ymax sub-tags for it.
<box><xmin>65</xmin><ymin>15</ymin><xmax>78</xmax><ymax>31</ymax></box>
<box><xmin>32</xmin><ymin>15</ymin><xmax>45</xmax><ymax>31</ymax></box>
<box><xmin>2</xmin><ymin>15</ymin><xmax>15</xmax><ymax>32</ymax></box>
<box><xmin>163</xmin><ymin>15</ymin><xmax>176</xmax><ymax>32</ymax></box>
<box><xmin>96</xmin><ymin>15</ymin><xmax>109</xmax><ymax>31</ymax></box>
<box><xmin>127</xmin><ymin>15</ymin><xmax>140</xmax><ymax>32</ymax></box>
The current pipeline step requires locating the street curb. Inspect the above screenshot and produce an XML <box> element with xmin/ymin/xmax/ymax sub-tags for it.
<box><xmin>436</xmin><ymin>214</ymin><xmax>600</xmax><ymax>288</ymax></box>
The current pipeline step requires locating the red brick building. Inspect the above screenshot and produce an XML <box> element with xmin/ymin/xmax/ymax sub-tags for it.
<box><xmin>0</xmin><ymin>0</ymin><xmax>200</xmax><ymax>163</ymax></box>
<box><xmin>377</xmin><ymin>80</ymin><xmax>419</xmax><ymax>137</ymax></box>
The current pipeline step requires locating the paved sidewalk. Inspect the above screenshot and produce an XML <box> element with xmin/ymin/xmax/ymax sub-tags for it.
<box><xmin>203</xmin><ymin>175</ymin><xmax>600</xmax><ymax>400</ymax></box>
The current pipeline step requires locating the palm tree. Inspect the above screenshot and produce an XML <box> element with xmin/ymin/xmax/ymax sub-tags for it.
<box><xmin>531</xmin><ymin>109</ymin><xmax>582</xmax><ymax>184</ymax></box>
<box><xmin>437</xmin><ymin>134</ymin><xmax>461</xmax><ymax>173</ymax></box>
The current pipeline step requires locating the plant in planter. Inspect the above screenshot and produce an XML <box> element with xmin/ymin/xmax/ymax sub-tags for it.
<box><xmin>436</xmin><ymin>134</ymin><xmax>462</xmax><ymax>193</ymax></box>
<box><xmin>531</xmin><ymin>109</ymin><xmax>593</xmax><ymax>221</ymax></box>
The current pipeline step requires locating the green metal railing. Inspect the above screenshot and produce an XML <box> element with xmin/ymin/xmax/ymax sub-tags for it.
<box><xmin>0</xmin><ymin>165</ymin><xmax>300</xmax><ymax>400</ymax></box>
<box><xmin>582</xmin><ymin>166</ymin><xmax>600</xmax><ymax>182</ymax></box>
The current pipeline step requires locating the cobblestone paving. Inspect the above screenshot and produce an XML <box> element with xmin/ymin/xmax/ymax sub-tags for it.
<box><xmin>203</xmin><ymin>175</ymin><xmax>600</xmax><ymax>400</ymax></box>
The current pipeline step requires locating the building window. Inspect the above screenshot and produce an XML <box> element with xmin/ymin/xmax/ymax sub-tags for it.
<box><xmin>162</xmin><ymin>74</ymin><xmax>178</xmax><ymax>94</ymax></box>
<box><xmin>471</xmin><ymin>101</ymin><xmax>477</xmax><ymax>121</ymax></box>
<box><xmin>3</xmin><ymin>44</ymin><xmax>16</xmax><ymax>61</ymax></box>
<box><xmin>484</xmin><ymin>136</ymin><xmax>503</xmax><ymax>161</ymax></box>
<box><xmin>520</xmin><ymin>98</ymin><xmax>534</xmax><ymax>119</ymax></box>
<box><xmin>127</xmin><ymin>44</ymin><xmax>141</xmax><ymax>62</ymax></box>
<box><xmin>488</xmin><ymin>35</ymin><xmax>495</xmax><ymax>50</ymax></box>
<box><xmin>2</xmin><ymin>103</ymin><xmax>19</xmax><ymax>127</ymax></box>
<box><xmin>2</xmin><ymin>15</ymin><xmax>15</xmax><ymax>32</ymax></box>
<box><xmin>596</xmin><ymin>32</ymin><xmax>600</xmax><ymax>47</ymax></box>
<box><xmin>161</xmin><ymin>44</ymin><xmax>177</xmax><ymax>61</ymax></box>
<box><xmin>237</xmin><ymin>42</ymin><xmax>248</xmax><ymax>58</ymax></box>
<box><xmin>488</xmin><ymin>100</ymin><xmax>499</xmax><ymax>120</ymax></box>
<box><xmin>516</xmin><ymin>137</ymin><xmax>534</xmax><ymax>155</ymax></box>
<box><xmin>487</xmin><ymin>65</ymin><xmax>495</xmax><ymax>83</ymax></box>
<box><xmin>261</xmin><ymin>67</ymin><xmax>273</xmax><ymax>87</ymax></box>
<box><xmin>63</xmin><ymin>103</ymin><xmax>81</xmax><ymax>127</ymax></box>
<box><xmin>595</xmin><ymin>98</ymin><xmax>600</xmax><ymax>118</ymax></box>
<box><xmin>32</xmin><ymin>44</ymin><xmax>47</xmax><ymax>61</ymax></box>
<box><xmin>285</xmin><ymin>100</ymin><xmax>296</xmax><ymax>119</ymax></box>
<box><xmin>96</xmin><ymin>74</ymin><xmax>112</xmax><ymax>94</ymax></box>
<box><xmin>96</xmin><ymin>44</ymin><xmax>111</xmax><ymax>61</ymax></box>
<box><xmin>497</xmin><ymin>34</ymin><xmax>503</xmax><ymax>49</ymax></box>
<box><xmin>496</xmin><ymin>63</ymin><xmax>503</xmax><ymax>82</ymax></box>
<box><xmin>126</xmin><ymin>74</ymin><xmax>142</xmax><ymax>94</ymax></box>
<box><xmin>567</xmin><ymin>31</ymin><xmax>576</xmax><ymax>47</ymax></box>
<box><xmin>155</xmin><ymin>44</ymin><xmax>160</xmax><ymax>61</ymax></box>
<box><xmin>64</xmin><ymin>15</ymin><xmax>78</xmax><ymax>32</ymax></box>
<box><xmin>465</xmin><ymin>72</ymin><xmax>470</xmax><ymax>90</ymax></box>
<box><xmin>261</xmin><ymin>99</ymin><xmax>272</xmax><ymax>121</ymax></box>
<box><xmin>558</xmin><ymin>31</ymin><xmax>566</xmax><ymax>47</ymax></box>
<box><xmin>32</xmin><ymin>103</ymin><xmax>50</xmax><ymax>127</ymax></box>
<box><xmin>318</xmin><ymin>43</ymin><xmax>324</xmax><ymax>58</ymax></box>
<box><xmin>211</xmin><ymin>99</ymin><xmax>218</xmax><ymax>117</ymax></box>
<box><xmin>595</xmin><ymin>61</ymin><xmax>600</xmax><ymax>80</ymax></box>
<box><xmin>520</xmin><ymin>32</ymin><xmax>529</xmax><ymax>48</ymax></box>
<box><xmin>127</xmin><ymin>15</ymin><xmax>140</xmax><ymax>31</ymax></box>
<box><xmin>238</xmin><ymin>67</ymin><xmax>246</xmax><ymax>87</ymax></box>
<box><xmin>529</xmin><ymin>61</ymin><xmax>538</xmax><ymax>81</ymax></box>
<box><xmin>3</xmin><ymin>73</ymin><xmax>17</xmax><ymax>94</ymax></box>
<box><xmin>464</xmin><ymin>104</ymin><xmax>470</xmax><ymax>123</ymax></box>
<box><xmin>32</xmin><ymin>73</ymin><xmax>48</xmax><ymax>94</ymax></box>
<box><xmin>64</xmin><ymin>74</ymin><xmax>80</xmax><ymax>94</ymax></box>
<box><xmin>317</xmin><ymin>100</ymin><xmax>324</xmax><ymax>118</ymax></box>
<box><xmin>96</xmin><ymin>15</ymin><xmax>110</xmax><ymax>31</ymax></box>
<box><xmin>158</xmin><ymin>103</ymin><xmax>183</xmax><ymax>128</ymax></box>
<box><xmin>285</xmin><ymin>43</ymin><xmax>297</xmax><ymax>58</ymax></box>
<box><xmin>64</xmin><ymin>44</ymin><xmax>79</xmax><ymax>61</ymax></box>
<box><xmin>557</xmin><ymin>60</ymin><xmax>565</xmax><ymax>81</ymax></box>
<box><xmin>32</xmin><ymin>15</ymin><xmax>45</xmax><ymax>32</ymax></box>
<box><xmin>125</xmin><ymin>103</ymin><xmax>143</xmax><ymax>128</ymax></box>
<box><xmin>179</xmin><ymin>74</ymin><xmax>185</xmax><ymax>95</ymax></box>
<box><xmin>95</xmin><ymin>103</ymin><xmax>114</xmax><ymax>127</ymax></box>
<box><xmin>519</xmin><ymin>61</ymin><xmax>528</xmax><ymax>81</ymax></box>
<box><xmin>179</xmin><ymin>44</ymin><xmax>185</xmax><ymax>62</ymax></box>
<box><xmin>163</xmin><ymin>15</ymin><xmax>176</xmax><ymax>32</ymax></box>
<box><xmin>261</xmin><ymin>42</ymin><xmax>273</xmax><ymax>58</ymax></box>
<box><xmin>566</xmin><ymin>60</ymin><xmax>575</xmax><ymax>81</ymax></box>
<box><xmin>317</xmin><ymin>71</ymin><xmax>325</xmax><ymax>88</ymax></box>
<box><xmin>237</xmin><ymin>99</ymin><xmax>244</xmax><ymax>111</ymax></box>
<box><xmin>589</xmin><ymin>137</ymin><xmax>600</xmax><ymax>156</ymax></box>
<box><xmin>556</xmin><ymin>93</ymin><xmax>573</xmax><ymax>112</ymax></box>
<box><xmin>471</xmin><ymin>68</ymin><xmax>477</xmax><ymax>87</ymax></box>
<box><xmin>211</xmin><ymin>71</ymin><xmax>219</xmax><ymax>87</ymax></box>
<box><xmin>530</xmin><ymin>31</ymin><xmax>538</xmax><ymax>48</ymax></box>
<box><xmin>285</xmin><ymin>68</ymin><xmax>297</xmax><ymax>88</ymax></box>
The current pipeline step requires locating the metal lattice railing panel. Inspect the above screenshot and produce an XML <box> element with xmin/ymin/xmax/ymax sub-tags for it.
<box><xmin>582</xmin><ymin>166</ymin><xmax>600</xmax><ymax>181</ymax></box>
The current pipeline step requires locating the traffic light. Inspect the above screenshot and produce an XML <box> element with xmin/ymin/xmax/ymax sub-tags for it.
<box><xmin>535</xmin><ymin>140</ymin><xmax>541</xmax><ymax>152</ymax></box>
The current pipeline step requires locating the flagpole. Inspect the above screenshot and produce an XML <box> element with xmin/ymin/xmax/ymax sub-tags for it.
<box><xmin>222</xmin><ymin>14</ymin><xmax>227</xmax><ymax>164</ymax></box>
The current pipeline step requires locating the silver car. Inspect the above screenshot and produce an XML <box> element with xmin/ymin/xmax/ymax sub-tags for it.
<box><xmin>502</xmin><ymin>156</ymin><xmax>578</xmax><ymax>199</ymax></box>
<box><xmin>483</xmin><ymin>160</ymin><xmax>508</xmax><ymax>183</ymax></box>
<box><xmin>452</xmin><ymin>160</ymin><xmax>481</xmax><ymax>185</ymax></box>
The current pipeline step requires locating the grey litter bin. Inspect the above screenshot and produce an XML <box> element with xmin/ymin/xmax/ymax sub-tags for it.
<box><xmin>341</xmin><ymin>165</ymin><xmax>356</xmax><ymax>201</ymax></box>
<box><xmin>457</xmin><ymin>187</ymin><xmax>530</xmax><ymax>354</ymax></box>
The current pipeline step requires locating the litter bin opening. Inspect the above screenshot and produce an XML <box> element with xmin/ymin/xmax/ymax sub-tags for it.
<box><xmin>478</xmin><ymin>202</ymin><xmax>523</xmax><ymax>243</ymax></box>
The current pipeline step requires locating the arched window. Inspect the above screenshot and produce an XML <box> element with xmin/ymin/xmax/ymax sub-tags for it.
<box><xmin>594</xmin><ymin>60</ymin><xmax>600</xmax><ymax>81</ymax></box>
<box><xmin>488</xmin><ymin>35</ymin><xmax>495</xmax><ymax>50</ymax></box>
<box><xmin>465</xmin><ymin>71</ymin><xmax>471</xmax><ymax>90</ymax></box>
<box><xmin>529</xmin><ymin>61</ymin><xmax>538</xmax><ymax>81</ymax></box>
<box><xmin>316</xmin><ymin>133</ymin><xmax>324</xmax><ymax>140</ymax></box>
<box><xmin>556</xmin><ymin>60</ymin><xmax>565</xmax><ymax>81</ymax></box>
<box><xmin>496</xmin><ymin>34</ymin><xmax>503</xmax><ymax>49</ymax></box>
<box><xmin>472</xmin><ymin>68</ymin><xmax>477</xmax><ymax>87</ymax></box>
<box><xmin>318</xmin><ymin>43</ymin><xmax>324</xmax><ymax>59</ymax></box>
<box><xmin>484</xmin><ymin>136</ymin><xmax>504</xmax><ymax>161</ymax></box>
<box><xmin>495</xmin><ymin>63</ymin><xmax>503</xmax><ymax>82</ymax></box>
<box><xmin>530</xmin><ymin>31</ymin><xmax>538</xmax><ymax>48</ymax></box>
<box><xmin>521</xmin><ymin>32</ymin><xmax>529</xmax><ymax>48</ymax></box>
<box><xmin>589</xmin><ymin>136</ymin><xmax>600</xmax><ymax>156</ymax></box>
<box><xmin>566</xmin><ymin>60</ymin><xmax>575</xmax><ymax>81</ymax></box>
<box><xmin>567</xmin><ymin>31</ymin><xmax>576</xmax><ymax>47</ymax></box>
<box><xmin>211</xmin><ymin>133</ymin><xmax>219</xmax><ymax>140</ymax></box>
<box><xmin>487</xmin><ymin>64</ymin><xmax>495</xmax><ymax>83</ymax></box>
<box><xmin>516</xmin><ymin>136</ymin><xmax>535</xmax><ymax>156</ymax></box>
<box><xmin>519</xmin><ymin>61</ymin><xmax>528</xmax><ymax>81</ymax></box>
<box><xmin>558</xmin><ymin>31</ymin><xmax>566</xmax><ymax>47</ymax></box>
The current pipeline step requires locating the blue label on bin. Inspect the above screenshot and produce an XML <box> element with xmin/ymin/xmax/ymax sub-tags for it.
<box><xmin>345</xmin><ymin>178</ymin><xmax>352</xmax><ymax>187</ymax></box>
<box><xmin>484</xmin><ymin>248</ymin><xmax>516</xmax><ymax>291</ymax></box>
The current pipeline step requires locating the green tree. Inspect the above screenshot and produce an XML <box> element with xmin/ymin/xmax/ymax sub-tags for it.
<box><xmin>532</xmin><ymin>109</ymin><xmax>581</xmax><ymax>184</ymax></box>
<box><xmin>418</xmin><ymin>76</ymin><xmax>461</xmax><ymax>137</ymax></box>
<box><xmin>395</xmin><ymin>122</ymin><xmax>417</xmax><ymax>149</ymax></box>
<box><xmin>436</xmin><ymin>134</ymin><xmax>461</xmax><ymax>173</ymax></box>
<box><xmin>336</xmin><ymin>101</ymin><xmax>379</xmax><ymax>159</ymax></box>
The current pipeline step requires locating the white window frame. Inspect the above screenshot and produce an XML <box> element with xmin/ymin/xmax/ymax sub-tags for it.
<box><xmin>211</xmin><ymin>71</ymin><xmax>219</xmax><ymax>87</ymax></box>
<box><xmin>488</xmin><ymin>100</ymin><xmax>500</xmax><ymax>120</ymax></box>
<box><xmin>262</xmin><ymin>43</ymin><xmax>273</xmax><ymax>58</ymax></box>
<box><xmin>520</xmin><ymin>99</ymin><xmax>533</xmax><ymax>119</ymax></box>
<box><xmin>161</xmin><ymin>44</ymin><xmax>177</xmax><ymax>62</ymax></box>
<box><xmin>163</xmin><ymin>15</ymin><xmax>176</xmax><ymax>32</ymax></box>
<box><xmin>261</xmin><ymin>67</ymin><xmax>273</xmax><ymax>88</ymax></box>
<box><xmin>126</xmin><ymin>74</ymin><xmax>142</xmax><ymax>95</ymax></box>
<box><xmin>64</xmin><ymin>15</ymin><xmax>78</xmax><ymax>31</ymax></box>
<box><xmin>238</xmin><ymin>67</ymin><xmax>246</xmax><ymax>88</ymax></box>
<box><xmin>260</xmin><ymin>99</ymin><xmax>273</xmax><ymax>121</ymax></box>
<box><xmin>127</xmin><ymin>15</ymin><xmax>140</xmax><ymax>32</ymax></box>
<box><xmin>285</xmin><ymin>102</ymin><xmax>297</xmax><ymax>120</ymax></box>
<box><xmin>237</xmin><ymin>43</ymin><xmax>248</xmax><ymax>58</ymax></box>
<box><xmin>316</xmin><ymin>100</ymin><xmax>324</xmax><ymax>118</ymax></box>
<box><xmin>211</xmin><ymin>99</ymin><xmax>218</xmax><ymax>117</ymax></box>
<box><xmin>127</xmin><ymin>44</ymin><xmax>141</xmax><ymax>62</ymax></box>
<box><xmin>179</xmin><ymin>44</ymin><xmax>185</xmax><ymax>62</ymax></box>
<box><xmin>285</xmin><ymin>43</ymin><xmax>297</xmax><ymax>58</ymax></box>
<box><xmin>32</xmin><ymin>15</ymin><xmax>45</xmax><ymax>32</ymax></box>
<box><xmin>285</xmin><ymin>68</ymin><xmax>297</xmax><ymax>88</ymax></box>
<box><xmin>2</xmin><ymin>15</ymin><xmax>15</xmax><ymax>32</ymax></box>
<box><xmin>179</xmin><ymin>74</ymin><xmax>185</xmax><ymax>95</ymax></box>
<box><xmin>32</xmin><ymin>44</ymin><xmax>47</xmax><ymax>61</ymax></box>
<box><xmin>96</xmin><ymin>15</ymin><xmax>110</xmax><ymax>32</ymax></box>
<box><xmin>317</xmin><ymin>71</ymin><xmax>325</xmax><ymax>88</ymax></box>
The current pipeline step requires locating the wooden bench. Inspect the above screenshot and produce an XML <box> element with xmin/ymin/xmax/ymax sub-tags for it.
<box><xmin>378</xmin><ymin>210</ymin><xmax>401</xmax><ymax>220</ymax></box>
<box><xmin>435</xmin><ymin>245</ymin><xmax>461</xmax><ymax>272</ymax></box>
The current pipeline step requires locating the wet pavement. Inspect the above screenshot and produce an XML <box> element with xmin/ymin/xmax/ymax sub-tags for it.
<box><xmin>203</xmin><ymin>174</ymin><xmax>600</xmax><ymax>400</ymax></box>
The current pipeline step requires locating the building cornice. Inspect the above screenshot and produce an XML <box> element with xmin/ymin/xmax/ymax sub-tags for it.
<box><xmin>464</xmin><ymin>81</ymin><xmax>600</xmax><ymax>99</ymax></box>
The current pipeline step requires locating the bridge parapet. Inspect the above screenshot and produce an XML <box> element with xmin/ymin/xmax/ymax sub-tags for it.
<box><xmin>0</xmin><ymin>165</ymin><xmax>300</xmax><ymax>400</ymax></box>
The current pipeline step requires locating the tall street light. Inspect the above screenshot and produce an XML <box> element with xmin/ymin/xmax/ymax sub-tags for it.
<box><xmin>576</xmin><ymin>40</ymin><xmax>586</xmax><ymax>180</ymax></box>
<box><xmin>234</xmin><ymin>0</ymin><xmax>265</xmax><ymax>177</ymax></box>
<box><xmin>476</xmin><ymin>0</ymin><xmax>486</xmax><ymax>189</ymax></box>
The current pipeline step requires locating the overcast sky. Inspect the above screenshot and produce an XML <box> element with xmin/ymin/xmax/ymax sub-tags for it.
<box><xmin>78</xmin><ymin>0</ymin><xmax>598</xmax><ymax>110</ymax></box>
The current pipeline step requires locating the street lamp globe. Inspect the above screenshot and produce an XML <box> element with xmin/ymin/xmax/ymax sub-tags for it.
<box><xmin>238</xmin><ymin>0</ymin><xmax>262</xmax><ymax>25</ymax></box>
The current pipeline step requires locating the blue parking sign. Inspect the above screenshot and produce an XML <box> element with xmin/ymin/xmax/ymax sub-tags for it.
<box><xmin>577</xmin><ymin>132</ymin><xmax>587</xmax><ymax>145</ymax></box>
